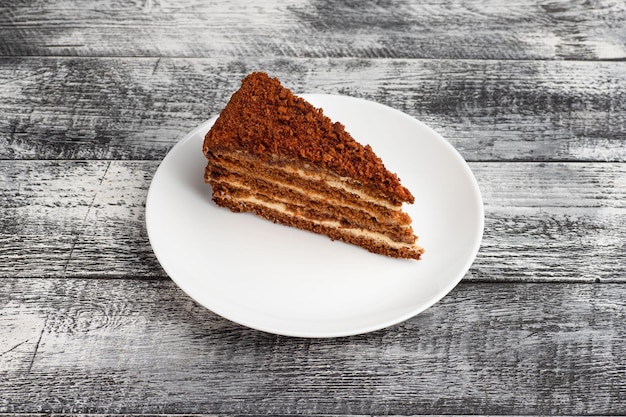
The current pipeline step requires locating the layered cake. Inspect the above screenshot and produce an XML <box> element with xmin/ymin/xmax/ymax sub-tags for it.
<box><xmin>202</xmin><ymin>72</ymin><xmax>424</xmax><ymax>260</ymax></box>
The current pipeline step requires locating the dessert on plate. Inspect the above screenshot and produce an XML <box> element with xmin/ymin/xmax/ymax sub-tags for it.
<box><xmin>202</xmin><ymin>72</ymin><xmax>423</xmax><ymax>260</ymax></box>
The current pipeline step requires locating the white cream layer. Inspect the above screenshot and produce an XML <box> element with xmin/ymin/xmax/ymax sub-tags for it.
<box><xmin>225</xmin><ymin>194</ymin><xmax>417</xmax><ymax>251</ymax></box>
<box><xmin>213</xmin><ymin>178</ymin><xmax>413</xmax><ymax>231</ymax></box>
<box><xmin>280</xmin><ymin>165</ymin><xmax>402</xmax><ymax>210</ymax></box>
<box><xmin>213</xmin><ymin>153</ymin><xmax>404</xmax><ymax>211</ymax></box>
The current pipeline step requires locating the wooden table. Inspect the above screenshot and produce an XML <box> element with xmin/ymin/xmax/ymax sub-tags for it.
<box><xmin>1</xmin><ymin>0</ymin><xmax>625</xmax><ymax>414</ymax></box>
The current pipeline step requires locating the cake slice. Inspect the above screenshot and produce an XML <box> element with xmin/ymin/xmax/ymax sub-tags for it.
<box><xmin>202</xmin><ymin>72</ymin><xmax>424</xmax><ymax>260</ymax></box>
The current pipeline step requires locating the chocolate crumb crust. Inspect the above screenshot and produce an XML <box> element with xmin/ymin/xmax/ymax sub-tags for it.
<box><xmin>203</xmin><ymin>72</ymin><xmax>414</xmax><ymax>204</ymax></box>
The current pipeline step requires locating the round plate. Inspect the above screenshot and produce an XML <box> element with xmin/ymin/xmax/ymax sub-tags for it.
<box><xmin>146</xmin><ymin>94</ymin><xmax>484</xmax><ymax>338</ymax></box>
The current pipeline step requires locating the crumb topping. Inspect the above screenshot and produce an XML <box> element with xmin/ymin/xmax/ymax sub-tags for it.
<box><xmin>204</xmin><ymin>72</ymin><xmax>414</xmax><ymax>203</ymax></box>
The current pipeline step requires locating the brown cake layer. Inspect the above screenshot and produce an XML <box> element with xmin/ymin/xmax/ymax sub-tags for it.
<box><xmin>206</xmin><ymin>150</ymin><xmax>422</xmax><ymax>257</ymax></box>
<box><xmin>210</xmin><ymin>180</ymin><xmax>416</xmax><ymax>244</ymax></box>
<box><xmin>212</xmin><ymin>190</ymin><xmax>424</xmax><ymax>260</ymax></box>
<box><xmin>203</xmin><ymin>72</ymin><xmax>424</xmax><ymax>260</ymax></box>
<box><xmin>206</xmin><ymin>152</ymin><xmax>412</xmax><ymax>223</ymax></box>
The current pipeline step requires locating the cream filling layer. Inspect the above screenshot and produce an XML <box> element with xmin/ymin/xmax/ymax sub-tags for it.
<box><xmin>280</xmin><ymin>165</ymin><xmax>402</xmax><ymax>210</ymax></box>
<box><xmin>213</xmin><ymin>178</ymin><xmax>413</xmax><ymax>230</ymax></box>
<box><xmin>212</xmin><ymin>154</ymin><xmax>404</xmax><ymax>210</ymax></box>
<box><xmin>227</xmin><ymin>194</ymin><xmax>418</xmax><ymax>251</ymax></box>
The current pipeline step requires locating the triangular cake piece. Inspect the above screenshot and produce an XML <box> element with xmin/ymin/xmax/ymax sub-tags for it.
<box><xmin>203</xmin><ymin>72</ymin><xmax>424</xmax><ymax>260</ymax></box>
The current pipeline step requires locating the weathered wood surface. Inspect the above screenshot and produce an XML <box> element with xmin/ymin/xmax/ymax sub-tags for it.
<box><xmin>1</xmin><ymin>160</ymin><xmax>624</xmax><ymax>281</ymax></box>
<box><xmin>1</xmin><ymin>278</ymin><xmax>625</xmax><ymax>414</ymax></box>
<box><xmin>1</xmin><ymin>57</ymin><xmax>625</xmax><ymax>162</ymax></box>
<box><xmin>1</xmin><ymin>0</ymin><xmax>626</xmax><ymax>415</ymax></box>
<box><xmin>1</xmin><ymin>0</ymin><xmax>625</xmax><ymax>60</ymax></box>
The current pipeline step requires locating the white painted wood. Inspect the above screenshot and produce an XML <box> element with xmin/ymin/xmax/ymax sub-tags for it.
<box><xmin>0</xmin><ymin>0</ymin><xmax>625</xmax><ymax>414</ymax></box>
<box><xmin>0</xmin><ymin>0</ymin><xmax>624</xmax><ymax>60</ymax></box>
<box><xmin>471</xmin><ymin>162</ymin><xmax>626</xmax><ymax>282</ymax></box>
<box><xmin>1</xmin><ymin>57</ymin><xmax>625</xmax><ymax>162</ymax></box>
<box><xmin>0</xmin><ymin>278</ymin><xmax>624</xmax><ymax>414</ymax></box>
<box><xmin>1</xmin><ymin>160</ymin><xmax>624</xmax><ymax>281</ymax></box>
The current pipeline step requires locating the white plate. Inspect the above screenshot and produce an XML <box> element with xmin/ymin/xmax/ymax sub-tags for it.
<box><xmin>146</xmin><ymin>94</ymin><xmax>483</xmax><ymax>338</ymax></box>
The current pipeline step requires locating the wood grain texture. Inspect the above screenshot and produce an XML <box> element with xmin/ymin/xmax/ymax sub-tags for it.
<box><xmin>1</xmin><ymin>57</ymin><xmax>625</xmax><ymax>162</ymax></box>
<box><xmin>0</xmin><ymin>278</ymin><xmax>624</xmax><ymax>414</ymax></box>
<box><xmin>473</xmin><ymin>162</ymin><xmax>626</xmax><ymax>282</ymax></box>
<box><xmin>1</xmin><ymin>0</ymin><xmax>625</xmax><ymax>414</ymax></box>
<box><xmin>0</xmin><ymin>0</ymin><xmax>625</xmax><ymax>60</ymax></box>
<box><xmin>1</xmin><ymin>160</ymin><xmax>624</xmax><ymax>281</ymax></box>
<box><xmin>0</xmin><ymin>160</ymin><xmax>161</xmax><ymax>278</ymax></box>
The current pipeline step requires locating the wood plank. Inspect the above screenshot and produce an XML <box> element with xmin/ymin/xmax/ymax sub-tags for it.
<box><xmin>1</xmin><ymin>57</ymin><xmax>625</xmax><ymax>162</ymax></box>
<box><xmin>0</xmin><ymin>0</ymin><xmax>625</xmax><ymax>60</ymax></box>
<box><xmin>0</xmin><ymin>160</ymin><xmax>624</xmax><ymax>282</ymax></box>
<box><xmin>0</xmin><ymin>160</ymin><xmax>162</xmax><ymax>278</ymax></box>
<box><xmin>0</xmin><ymin>278</ymin><xmax>624</xmax><ymax>414</ymax></box>
<box><xmin>472</xmin><ymin>162</ymin><xmax>626</xmax><ymax>282</ymax></box>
